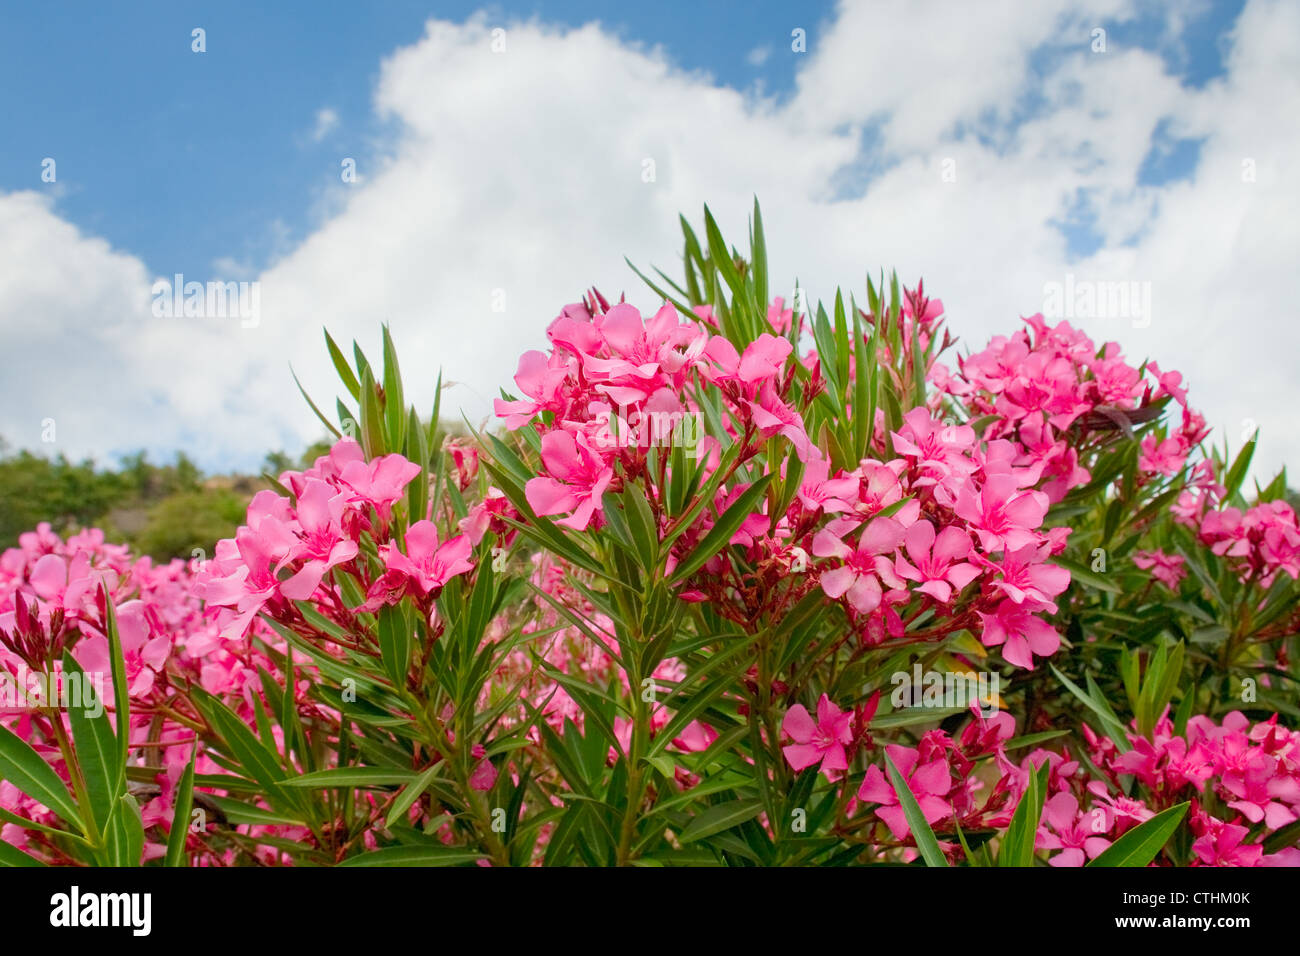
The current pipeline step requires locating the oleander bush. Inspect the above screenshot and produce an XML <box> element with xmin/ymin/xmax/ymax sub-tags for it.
<box><xmin>2</xmin><ymin>203</ymin><xmax>1298</xmax><ymax>867</ymax></box>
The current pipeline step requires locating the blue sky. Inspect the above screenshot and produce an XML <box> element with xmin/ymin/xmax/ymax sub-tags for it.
<box><xmin>0</xmin><ymin>1</ymin><xmax>836</xmax><ymax>284</ymax></box>
<box><xmin>0</xmin><ymin>1</ymin><xmax>1240</xmax><ymax>285</ymax></box>
<box><xmin>2</xmin><ymin>0</ymin><xmax>1294</xmax><ymax>480</ymax></box>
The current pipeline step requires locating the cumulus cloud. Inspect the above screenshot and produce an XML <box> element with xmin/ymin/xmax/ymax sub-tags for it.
<box><xmin>1</xmin><ymin>0</ymin><xmax>1296</xmax><ymax>482</ymax></box>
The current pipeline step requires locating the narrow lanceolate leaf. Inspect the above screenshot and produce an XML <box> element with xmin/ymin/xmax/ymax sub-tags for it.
<box><xmin>385</xmin><ymin>764</ymin><xmax>442</xmax><ymax>829</ymax></box>
<box><xmin>381</xmin><ymin>324</ymin><xmax>407</xmax><ymax>453</ymax></box>
<box><xmin>671</xmin><ymin>474</ymin><xmax>773</xmax><ymax>585</ymax></box>
<box><xmin>63</xmin><ymin>653</ymin><xmax>121</xmax><ymax>836</ymax></box>
<box><xmin>191</xmin><ymin>689</ymin><xmax>294</xmax><ymax>809</ymax></box>
<box><xmin>1050</xmin><ymin>664</ymin><xmax>1131</xmax><ymax>754</ymax></box>
<box><xmin>750</xmin><ymin>197</ymin><xmax>768</xmax><ymax>318</ymax></box>
<box><xmin>1087</xmin><ymin>802</ymin><xmax>1189</xmax><ymax>867</ymax></box>
<box><xmin>0</xmin><ymin>724</ymin><xmax>82</xmax><ymax>833</ymax></box>
<box><xmin>324</xmin><ymin>327</ymin><xmax>362</xmax><ymax>400</ymax></box>
<box><xmin>101</xmin><ymin>585</ymin><xmax>131</xmax><ymax>778</ymax></box>
<box><xmin>291</xmin><ymin>365</ymin><xmax>342</xmax><ymax>439</ymax></box>
<box><xmin>884</xmin><ymin>751</ymin><xmax>948</xmax><ymax>867</ymax></box>
<box><xmin>283</xmin><ymin>767</ymin><xmax>419</xmax><ymax>788</ymax></box>
<box><xmin>998</xmin><ymin>761</ymin><xmax>1048</xmax><ymax>867</ymax></box>
<box><xmin>849</xmin><ymin>293</ymin><xmax>870</xmax><ymax>458</ymax></box>
<box><xmin>678</xmin><ymin>799</ymin><xmax>764</xmax><ymax>844</ymax></box>
<box><xmin>165</xmin><ymin>748</ymin><xmax>197</xmax><ymax>867</ymax></box>
<box><xmin>406</xmin><ymin>406</ymin><xmax>429</xmax><ymax>523</ymax></box>
<box><xmin>338</xmin><ymin>846</ymin><xmax>486</xmax><ymax>867</ymax></box>
<box><xmin>377</xmin><ymin>603</ymin><xmax>413</xmax><ymax>690</ymax></box>
<box><xmin>358</xmin><ymin>363</ymin><xmax>387</xmax><ymax>458</ymax></box>
<box><xmin>1222</xmin><ymin>436</ymin><xmax>1256</xmax><ymax>502</ymax></box>
<box><xmin>1051</xmin><ymin>555</ymin><xmax>1120</xmax><ymax>593</ymax></box>
<box><xmin>105</xmin><ymin>792</ymin><xmax>145</xmax><ymax>866</ymax></box>
<box><xmin>0</xmin><ymin>840</ymin><xmax>43</xmax><ymax>867</ymax></box>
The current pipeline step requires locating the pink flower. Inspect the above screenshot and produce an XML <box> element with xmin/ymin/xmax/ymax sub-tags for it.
<box><xmin>584</xmin><ymin>303</ymin><xmax>705</xmax><ymax>404</ymax></box>
<box><xmin>469</xmin><ymin>756</ymin><xmax>498</xmax><ymax>792</ymax></box>
<box><xmin>377</xmin><ymin>520</ymin><xmax>474</xmax><ymax>599</ymax></box>
<box><xmin>892</xmin><ymin>407</ymin><xmax>976</xmax><ymax>481</ymax></box>
<box><xmin>812</xmin><ymin>517</ymin><xmax>905</xmax><ymax>613</ymax></box>
<box><xmin>767</xmin><ymin>297</ymin><xmax>794</xmax><ymax>334</ymax></box>
<box><xmin>27</xmin><ymin>551</ymin><xmax>94</xmax><ymax>613</ymax></box>
<box><xmin>278</xmin><ymin>479</ymin><xmax>359</xmax><ymax>601</ymax></box>
<box><xmin>1138</xmin><ymin>435</ymin><xmax>1188</xmax><ymax>477</ymax></box>
<box><xmin>954</xmin><ymin>474</ymin><xmax>1049</xmax><ymax>553</ymax></box>
<box><xmin>202</xmin><ymin>523</ymin><xmax>295</xmax><ymax>637</ymax></box>
<box><xmin>1190</xmin><ymin>814</ymin><xmax>1263</xmax><ymax>867</ymax></box>
<box><xmin>977</xmin><ymin>599</ymin><xmax>1060</xmax><ymax>669</ymax></box>
<box><xmin>983</xmin><ymin>542</ymin><xmax>1070</xmax><ymax>608</ymax></box>
<box><xmin>797</xmin><ymin>458</ymin><xmax>859</xmax><ymax>514</ymax></box>
<box><xmin>1220</xmin><ymin>753</ymin><xmax>1299</xmax><ymax>830</ymax></box>
<box><xmin>745</xmin><ymin>381</ymin><xmax>818</xmax><ymax>462</ymax></box>
<box><xmin>494</xmin><ymin>350</ymin><xmax>571</xmax><ymax>429</ymax></box>
<box><xmin>1132</xmin><ymin>549</ymin><xmax>1186</xmax><ymax>590</ymax></box>
<box><xmin>524</xmin><ymin>430</ymin><xmax>615</xmax><ymax>531</ymax></box>
<box><xmin>893</xmin><ymin>520</ymin><xmax>980</xmax><ymax>603</ymax></box>
<box><xmin>858</xmin><ymin>744</ymin><xmax>953</xmax><ymax>840</ymax></box>
<box><xmin>702</xmin><ymin>333</ymin><xmax>792</xmax><ymax>387</ymax></box>
<box><xmin>338</xmin><ymin>453</ymin><xmax>422</xmax><ymax>519</ymax></box>
<box><xmin>1036</xmin><ymin>792</ymin><xmax>1112</xmax><ymax>867</ymax></box>
<box><xmin>673</xmin><ymin>720</ymin><xmax>719</xmax><ymax>753</ymax></box>
<box><xmin>782</xmin><ymin>694</ymin><xmax>852</xmax><ymax>774</ymax></box>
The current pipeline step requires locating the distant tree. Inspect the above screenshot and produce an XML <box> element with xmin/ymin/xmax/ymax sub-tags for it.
<box><xmin>133</xmin><ymin>491</ymin><xmax>247</xmax><ymax>562</ymax></box>
<box><xmin>262</xmin><ymin>450</ymin><xmax>295</xmax><ymax>476</ymax></box>
<box><xmin>0</xmin><ymin>448</ymin><xmax>128</xmax><ymax>546</ymax></box>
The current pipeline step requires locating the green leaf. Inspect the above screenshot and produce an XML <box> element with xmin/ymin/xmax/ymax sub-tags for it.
<box><xmin>670</xmin><ymin>474</ymin><xmax>773</xmax><ymax>585</ymax></box>
<box><xmin>358</xmin><ymin>363</ymin><xmax>386</xmax><ymax>457</ymax></box>
<box><xmin>283</xmin><ymin>767</ymin><xmax>418</xmax><ymax>789</ymax></box>
<box><xmin>338</xmin><ymin>846</ymin><xmax>486</xmax><ymax>867</ymax></box>
<box><xmin>850</xmin><ymin>293</ymin><xmax>872</xmax><ymax>458</ymax></box>
<box><xmin>1050</xmin><ymin>664</ymin><xmax>1131</xmax><ymax>753</ymax></box>
<box><xmin>62</xmin><ymin>653</ymin><xmax>120</xmax><ymax>839</ymax></box>
<box><xmin>621</xmin><ymin>485</ymin><xmax>660</xmax><ymax>574</ymax></box>
<box><xmin>678</xmin><ymin>799</ymin><xmax>764</xmax><ymax>844</ymax></box>
<box><xmin>165</xmin><ymin>749</ymin><xmax>197</xmax><ymax>867</ymax></box>
<box><xmin>0</xmin><ymin>840</ymin><xmax>43</xmax><ymax>867</ymax></box>
<box><xmin>1052</xmin><ymin>555</ymin><xmax>1121</xmax><ymax>594</ymax></box>
<box><xmin>377</xmin><ymin>603</ymin><xmax>413</xmax><ymax>689</ymax></box>
<box><xmin>0</xmin><ymin>724</ymin><xmax>82</xmax><ymax>832</ymax></box>
<box><xmin>103</xmin><ymin>793</ymin><xmax>144</xmax><ymax>866</ymax></box>
<box><xmin>1223</xmin><ymin>437</ymin><xmax>1256</xmax><ymax>502</ymax></box>
<box><xmin>998</xmin><ymin>761</ymin><xmax>1049</xmax><ymax>867</ymax></box>
<box><xmin>407</xmin><ymin>407</ymin><xmax>429</xmax><ymax>523</ymax></box>
<box><xmin>381</xmin><ymin>324</ymin><xmax>407</xmax><ymax>453</ymax></box>
<box><xmin>101</xmin><ymin>586</ymin><xmax>131</xmax><ymax>779</ymax></box>
<box><xmin>191</xmin><ymin>688</ymin><xmax>295</xmax><ymax>810</ymax></box>
<box><xmin>1087</xmin><ymin>802</ymin><xmax>1189</xmax><ymax>867</ymax></box>
<box><xmin>324</xmin><ymin>328</ymin><xmax>361</xmax><ymax>400</ymax></box>
<box><xmin>883</xmin><ymin>750</ymin><xmax>948</xmax><ymax>867</ymax></box>
<box><xmin>291</xmin><ymin>365</ymin><xmax>342</xmax><ymax>439</ymax></box>
<box><xmin>385</xmin><ymin>764</ymin><xmax>442</xmax><ymax>829</ymax></box>
<box><xmin>750</xmin><ymin>197</ymin><xmax>767</xmax><ymax>317</ymax></box>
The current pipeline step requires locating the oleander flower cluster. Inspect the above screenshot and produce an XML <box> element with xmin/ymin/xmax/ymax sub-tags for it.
<box><xmin>1</xmin><ymin>204</ymin><xmax>1296</xmax><ymax>868</ymax></box>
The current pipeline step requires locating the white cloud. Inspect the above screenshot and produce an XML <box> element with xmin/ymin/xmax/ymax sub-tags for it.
<box><xmin>1</xmin><ymin>0</ymin><xmax>1296</xmax><ymax>484</ymax></box>
<box><xmin>311</xmin><ymin>107</ymin><xmax>340</xmax><ymax>142</ymax></box>
<box><xmin>747</xmin><ymin>45</ymin><xmax>771</xmax><ymax>67</ymax></box>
